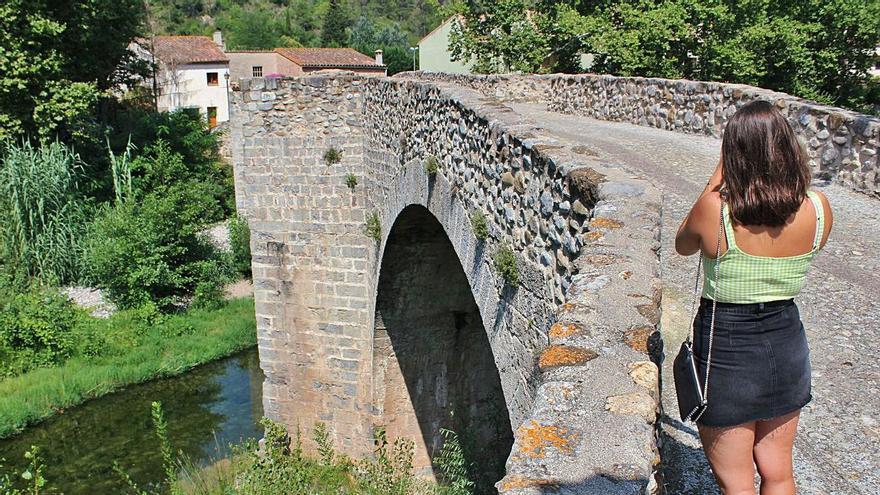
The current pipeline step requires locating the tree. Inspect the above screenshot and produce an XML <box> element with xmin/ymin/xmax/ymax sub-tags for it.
<box><xmin>449</xmin><ymin>0</ymin><xmax>550</xmax><ymax>73</ymax></box>
<box><xmin>0</xmin><ymin>0</ymin><xmax>146</xmax><ymax>140</ymax></box>
<box><xmin>322</xmin><ymin>0</ymin><xmax>352</xmax><ymax>47</ymax></box>
<box><xmin>216</xmin><ymin>4</ymin><xmax>282</xmax><ymax>50</ymax></box>
<box><xmin>348</xmin><ymin>17</ymin><xmax>412</xmax><ymax>74</ymax></box>
<box><xmin>449</xmin><ymin>0</ymin><xmax>880</xmax><ymax>113</ymax></box>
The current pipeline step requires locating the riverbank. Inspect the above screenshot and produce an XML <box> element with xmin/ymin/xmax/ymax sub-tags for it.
<box><xmin>0</xmin><ymin>297</ymin><xmax>256</xmax><ymax>439</ymax></box>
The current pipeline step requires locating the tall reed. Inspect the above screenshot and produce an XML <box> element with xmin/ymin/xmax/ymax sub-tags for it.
<box><xmin>0</xmin><ymin>140</ymin><xmax>87</xmax><ymax>284</ymax></box>
<box><xmin>108</xmin><ymin>136</ymin><xmax>135</xmax><ymax>205</ymax></box>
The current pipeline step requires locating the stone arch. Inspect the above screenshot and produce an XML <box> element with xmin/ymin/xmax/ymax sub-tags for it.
<box><xmin>372</xmin><ymin>203</ymin><xmax>511</xmax><ymax>490</ymax></box>
<box><xmin>367</xmin><ymin>161</ymin><xmax>540</xmax><ymax>489</ymax></box>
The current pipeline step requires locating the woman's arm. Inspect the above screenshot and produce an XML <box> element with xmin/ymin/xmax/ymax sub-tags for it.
<box><xmin>675</xmin><ymin>158</ymin><xmax>724</xmax><ymax>256</ymax></box>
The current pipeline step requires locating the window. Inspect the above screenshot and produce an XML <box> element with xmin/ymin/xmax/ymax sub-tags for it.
<box><xmin>207</xmin><ymin>72</ymin><xmax>219</xmax><ymax>86</ymax></box>
<box><xmin>252</xmin><ymin>66</ymin><xmax>263</xmax><ymax>77</ymax></box>
<box><xmin>207</xmin><ymin>106</ymin><xmax>218</xmax><ymax>128</ymax></box>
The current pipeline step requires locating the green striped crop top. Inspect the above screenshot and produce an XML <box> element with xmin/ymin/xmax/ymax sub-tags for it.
<box><xmin>702</xmin><ymin>190</ymin><xmax>825</xmax><ymax>304</ymax></box>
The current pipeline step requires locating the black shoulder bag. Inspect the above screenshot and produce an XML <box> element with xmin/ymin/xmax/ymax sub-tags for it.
<box><xmin>673</xmin><ymin>202</ymin><xmax>723</xmax><ymax>423</ymax></box>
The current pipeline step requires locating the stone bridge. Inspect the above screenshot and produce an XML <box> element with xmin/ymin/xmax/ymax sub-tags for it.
<box><xmin>230</xmin><ymin>72</ymin><xmax>879</xmax><ymax>494</ymax></box>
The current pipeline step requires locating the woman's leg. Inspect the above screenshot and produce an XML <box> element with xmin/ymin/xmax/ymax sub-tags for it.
<box><xmin>699</xmin><ymin>421</ymin><xmax>758</xmax><ymax>495</ymax></box>
<box><xmin>753</xmin><ymin>410</ymin><xmax>800</xmax><ymax>495</ymax></box>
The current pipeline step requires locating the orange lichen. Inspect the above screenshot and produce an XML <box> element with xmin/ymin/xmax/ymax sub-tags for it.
<box><xmin>549</xmin><ymin>322</ymin><xmax>582</xmax><ymax>338</ymax></box>
<box><xmin>499</xmin><ymin>475</ymin><xmax>560</xmax><ymax>491</ymax></box>
<box><xmin>516</xmin><ymin>420</ymin><xmax>578</xmax><ymax>458</ymax></box>
<box><xmin>624</xmin><ymin>326</ymin><xmax>654</xmax><ymax>353</ymax></box>
<box><xmin>583</xmin><ymin>254</ymin><xmax>620</xmax><ymax>266</ymax></box>
<box><xmin>619</xmin><ymin>270</ymin><xmax>633</xmax><ymax>280</ymax></box>
<box><xmin>589</xmin><ymin>217</ymin><xmax>624</xmax><ymax>229</ymax></box>
<box><xmin>584</xmin><ymin>231</ymin><xmax>605</xmax><ymax>242</ymax></box>
<box><xmin>555</xmin><ymin>302</ymin><xmax>578</xmax><ymax>316</ymax></box>
<box><xmin>538</xmin><ymin>345</ymin><xmax>598</xmax><ymax>369</ymax></box>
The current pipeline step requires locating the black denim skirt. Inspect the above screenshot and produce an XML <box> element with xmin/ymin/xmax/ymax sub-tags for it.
<box><xmin>692</xmin><ymin>297</ymin><xmax>812</xmax><ymax>428</ymax></box>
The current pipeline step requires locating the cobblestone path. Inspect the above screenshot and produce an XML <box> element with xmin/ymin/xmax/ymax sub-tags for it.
<box><xmin>509</xmin><ymin>102</ymin><xmax>880</xmax><ymax>495</ymax></box>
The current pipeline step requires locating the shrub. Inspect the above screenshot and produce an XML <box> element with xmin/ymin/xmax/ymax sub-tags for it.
<box><xmin>493</xmin><ymin>246</ymin><xmax>519</xmax><ymax>286</ymax></box>
<box><xmin>227</xmin><ymin>214</ymin><xmax>252</xmax><ymax>278</ymax></box>
<box><xmin>364</xmin><ymin>212</ymin><xmax>381</xmax><ymax>242</ymax></box>
<box><xmin>191</xmin><ymin>260</ymin><xmax>229</xmax><ymax>311</ymax></box>
<box><xmin>130</xmin><ymin>140</ymin><xmax>227</xmax><ymax>223</ymax></box>
<box><xmin>470</xmin><ymin>211</ymin><xmax>488</xmax><ymax>241</ymax></box>
<box><xmin>84</xmin><ymin>183</ymin><xmax>219</xmax><ymax>310</ymax></box>
<box><xmin>323</xmin><ymin>147</ymin><xmax>342</xmax><ymax>165</ymax></box>
<box><xmin>0</xmin><ymin>447</ymin><xmax>46</xmax><ymax>495</ymax></box>
<box><xmin>424</xmin><ymin>155</ymin><xmax>439</xmax><ymax>175</ymax></box>
<box><xmin>0</xmin><ymin>140</ymin><xmax>88</xmax><ymax>285</ymax></box>
<box><xmin>0</xmin><ymin>288</ymin><xmax>82</xmax><ymax>377</ymax></box>
<box><xmin>107</xmin><ymin>108</ymin><xmax>233</xmax><ymax>216</ymax></box>
<box><xmin>346</xmin><ymin>173</ymin><xmax>358</xmax><ymax>190</ymax></box>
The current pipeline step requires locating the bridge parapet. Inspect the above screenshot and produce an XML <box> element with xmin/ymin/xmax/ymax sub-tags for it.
<box><xmin>231</xmin><ymin>73</ymin><xmax>663</xmax><ymax>493</ymax></box>
<box><xmin>404</xmin><ymin>72</ymin><xmax>880</xmax><ymax>197</ymax></box>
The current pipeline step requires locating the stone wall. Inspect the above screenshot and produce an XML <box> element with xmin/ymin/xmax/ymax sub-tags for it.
<box><xmin>404</xmin><ymin>71</ymin><xmax>880</xmax><ymax>197</ymax></box>
<box><xmin>230</xmin><ymin>75</ymin><xmax>376</xmax><ymax>453</ymax></box>
<box><xmin>231</xmin><ymin>73</ymin><xmax>664</xmax><ymax>493</ymax></box>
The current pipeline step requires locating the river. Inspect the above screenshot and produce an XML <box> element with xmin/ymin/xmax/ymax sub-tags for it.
<box><xmin>0</xmin><ymin>348</ymin><xmax>264</xmax><ymax>494</ymax></box>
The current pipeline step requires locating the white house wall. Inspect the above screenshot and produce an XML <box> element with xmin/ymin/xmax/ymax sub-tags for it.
<box><xmin>156</xmin><ymin>62</ymin><xmax>230</xmax><ymax>124</ymax></box>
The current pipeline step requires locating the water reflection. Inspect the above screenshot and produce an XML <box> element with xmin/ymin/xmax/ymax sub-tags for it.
<box><xmin>0</xmin><ymin>348</ymin><xmax>264</xmax><ymax>494</ymax></box>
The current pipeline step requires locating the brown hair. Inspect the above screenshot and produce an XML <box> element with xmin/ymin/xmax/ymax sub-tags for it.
<box><xmin>721</xmin><ymin>100</ymin><xmax>811</xmax><ymax>227</ymax></box>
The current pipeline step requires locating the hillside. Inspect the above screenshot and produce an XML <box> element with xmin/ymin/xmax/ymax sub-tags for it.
<box><xmin>145</xmin><ymin>0</ymin><xmax>445</xmax><ymax>72</ymax></box>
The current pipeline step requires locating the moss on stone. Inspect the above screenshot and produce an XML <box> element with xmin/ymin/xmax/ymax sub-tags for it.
<box><xmin>424</xmin><ymin>155</ymin><xmax>439</xmax><ymax>175</ymax></box>
<box><xmin>470</xmin><ymin>210</ymin><xmax>488</xmax><ymax>241</ymax></box>
<box><xmin>323</xmin><ymin>147</ymin><xmax>342</xmax><ymax>166</ymax></box>
<box><xmin>493</xmin><ymin>245</ymin><xmax>518</xmax><ymax>285</ymax></box>
<box><xmin>363</xmin><ymin>211</ymin><xmax>381</xmax><ymax>241</ymax></box>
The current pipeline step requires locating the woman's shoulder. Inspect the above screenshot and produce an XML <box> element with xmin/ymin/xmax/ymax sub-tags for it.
<box><xmin>808</xmin><ymin>188</ymin><xmax>830</xmax><ymax>206</ymax></box>
<box><xmin>692</xmin><ymin>190</ymin><xmax>724</xmax><ymax>218</ymax></box>
<box><xmin>807</xmin><ymin>188</ymin><xmax>834</xmax><ymax>248</ymax></box>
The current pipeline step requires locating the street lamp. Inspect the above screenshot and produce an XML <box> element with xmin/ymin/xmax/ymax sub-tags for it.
<box><xmin>224</xmin><ymin>71</ymin><xmax>231</xmax><ymax>121</ymax></box>
<box><xmin>409</xmin><ymin>46</ymin><xmax>418</xmax><ymax>71</ymax></box>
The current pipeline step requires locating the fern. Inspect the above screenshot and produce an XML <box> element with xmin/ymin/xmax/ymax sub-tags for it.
<box><xmin>434</xmin><ymin>429</ymin><xmax>475</xmax><ymax>495</ymax></box>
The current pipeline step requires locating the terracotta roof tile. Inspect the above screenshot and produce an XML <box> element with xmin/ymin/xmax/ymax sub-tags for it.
<box><xmin>274</xmin><ymin>47</ymin><xmax>384</xmax><ymax>68</ymax></box>
<box><xmin>152</xmin><ymin>36</ymin><xmax>228</xmax><ymax>65</ymax></box>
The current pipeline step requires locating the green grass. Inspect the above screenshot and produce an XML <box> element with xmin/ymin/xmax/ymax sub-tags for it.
<box><xmin>0</xmin><ymin>298</ymin><xmax>256</xmax><ymax>439</ymax></box>
<box><xmin>170</xmin><ymin>420</ymin><xmax>475</xmax><ymax>495</ymax></box>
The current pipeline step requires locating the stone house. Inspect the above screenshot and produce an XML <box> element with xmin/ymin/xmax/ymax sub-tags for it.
<box><xmin>145</xmin><ymin>33</ymin><xmax>231</xmax><ymax>127</ymax></box>
<box><xmin>226</xmin><ymin>47</ymin><xmax>386</xmax><ymax>83</ymax></box>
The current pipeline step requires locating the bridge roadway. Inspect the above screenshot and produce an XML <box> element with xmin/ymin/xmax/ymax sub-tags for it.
<box><xmin>505</xmin><ymin>102</ymin><xmax>880</xmax><ymax>494</ymax></box>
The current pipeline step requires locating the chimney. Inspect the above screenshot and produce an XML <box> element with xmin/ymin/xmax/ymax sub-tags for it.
<box><xmin>213</xmin><ymin>30</ymin><xmax>224</xmax><ymax>50</ymax></box>
<box><xmin>374</xmin><ymin>49</ymin><xmax>383</xmax><ymax>66</ymax></box>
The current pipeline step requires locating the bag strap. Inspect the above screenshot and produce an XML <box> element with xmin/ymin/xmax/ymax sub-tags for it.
<box><xmin>686</xmin><ymin>200</ymin><xmax>724</xmax><ymax>400</ymax></box>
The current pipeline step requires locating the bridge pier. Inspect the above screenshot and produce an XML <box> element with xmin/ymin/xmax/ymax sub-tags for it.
<box><xmin>232</xmin><ymin>73</ymin><xmax>665</xmax><ymax>493</ymax></box>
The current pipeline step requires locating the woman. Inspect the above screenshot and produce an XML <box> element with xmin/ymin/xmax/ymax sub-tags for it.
<box><xmin>675</xmin><ymin>100</ymin><xmax>833</xmax><ymax>495</ymax></box>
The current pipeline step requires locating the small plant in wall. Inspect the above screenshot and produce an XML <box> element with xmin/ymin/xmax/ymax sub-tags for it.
<box><xmin>471</xmin><ymin>210</ymin><xmax>488</xmax><ymax>241</ymax></box>
<box><xmin>364</xmin><ymin>211</ymin><xmax>381</xmax><ymax>242</ymax></box>
<box><xmin>345</xmin><ymin>172</ymin><xmax>358</xmax><ymax>190</ymax></box>
<box><xmin>424</xmin><ymin>155</ymin><xmax>439</xmax><ymax>176</ymax></box>
<box><xmin>323</xmin><ymin>146</ymin><xmax>342</xmax><ymax>166</ymax></box>
<box><xmin>493</xmin><ymin>245</ymin><xmax>519</xmax><ymax>286</ymax></box>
